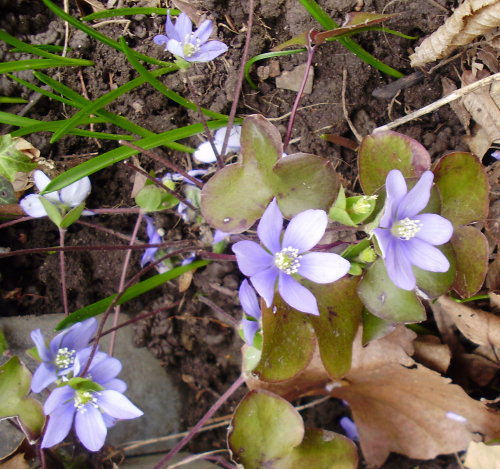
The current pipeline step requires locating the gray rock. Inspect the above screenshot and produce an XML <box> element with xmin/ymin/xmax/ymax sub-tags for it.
<box><xmin>0</xmin><ymin>314</ymin><xmax>181</xmax><ymax>456</ymax></box>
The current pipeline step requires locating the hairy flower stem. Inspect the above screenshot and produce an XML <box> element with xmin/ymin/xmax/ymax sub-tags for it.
<box><xmin>219</xmin><ymin>0</ymin><xmax>254</xmax><ymax>158</ymax></box>
<box><xmin>123</xmin><ymin>161</ymin><xmax>197</xmax><ymax>211</ymax></box>
<box><xmin>283</xmin><ymin>35</ymin><xmax>316</xmax><ymax>151</ymax></box>
<box><xmin>59</xmin><ymin>228</ymin><xmax>69</xmax><ymax>316</ymax></box>
<box><xmin>109</xmin><ymin>212</ymin><xmax>143</xmax><ymax>356</ymax></box>
<box><xmin>152</xmin><ymin>375</ymin><xmax>246</xmax><ymax>469</ymax></box>
<box><xmin>118</xmin><ymin>140</ymin><xmax>203</xmax><ymax>189</ymax></box>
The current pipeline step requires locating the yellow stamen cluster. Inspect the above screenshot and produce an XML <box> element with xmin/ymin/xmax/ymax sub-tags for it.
<box><xmin>55</xmin><ymin>347</ymin><xmax>76</xmax><ymax>371</ymax></box>
<box><xmin>274</xmin><ymin>247</ymin><xmax>302</xmax><ymax>275</ymax></box>
<box><xmin>392</xmin><ymin>217</ymin><xmax>422</xmax><ymax>240</ymax></box>
<box><xmin>74</xmin><ymin>390</ymin><xmax>98</xmax><ymax>412</ymax></box>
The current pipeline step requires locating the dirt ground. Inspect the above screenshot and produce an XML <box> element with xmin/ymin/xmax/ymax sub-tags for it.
<box><xmin>0</xmin><ymin>0</ymin><xmax>475</xmax><ymax>466</ymax></box>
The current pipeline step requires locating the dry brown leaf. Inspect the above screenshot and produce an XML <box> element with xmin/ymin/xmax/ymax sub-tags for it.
<box><xmin>464</xmin><ymin>441</ymin><xmax>500</xmax><ymax>469</ymax></box>
<box><xmin>486</xmin><ymin>257</ymin><xmax>500</xmax><ymax>290</ymax></box>
<box><xmin>437</xmin><ymin>295</ymin><xmax>500</xmax><ymax>347</ymax></box>
<box><xmin>413</xmin><ymin>335</ymin><xmax>451</xmax><ymax>373</ymax></box>
<box><xmin>442</xmin><ymin>77</ymin><xmax>471</xmax><ymax>134</ymax></box>
<box><xmin>410</xmin><ymin>0</ymin><xmax>500</xmax><ymax>67</ymax></box>
<box><xmin>462</xmin><ymin>352</ymin><xmax>500</xmax><ymax>385</ymax></box>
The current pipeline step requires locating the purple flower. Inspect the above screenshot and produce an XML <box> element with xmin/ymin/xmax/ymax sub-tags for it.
<box><xmin>41</xmin><ymin>350</ymin><xmax>143</xmax><ymax>452</ymax></box>
<box><xmin>373</xmin><ymin>170</ymin><xmax>453</xmax><ymax>290</ymax></box>
<box><xmin>153</xmin><ymin>12</ymin><xmax>228</xmax><ymax>63</ymax></box>
<box><xmin>232</xmin><ymin>199</ymin><xmax>351</xmax><ymax>316</ymax></box>
<box><xmin>20</xmin><ymin>170</ymin><xmax>91</xmax><ymax>218</ymax></box>
<box><xmin>239</xmin><ymin>280</ymin><xmax>261</xmax><ymax>345</ymax></box>
<box><xmin>193</xmin><ymin>126</ymin><xmax>242</xmax><ymax>163</ymax></box>
<box><xmin>141</xmin><ymin>216</ymin><xmax>162</xmax><ymax>267</ymax></box>
<box><xmin>339</xmin><ymin>416</ymin><xmax>358</xmax><ymax>441</ymax></box>
<box><xmin>30</xmin><ymin>318</ymin><xmax>97</xmax><ymax>393</ymax></box>
<box><xmin>492</xmin><ymin>150</ymin><xmax>500</xmax><ymax>160</ymax></box>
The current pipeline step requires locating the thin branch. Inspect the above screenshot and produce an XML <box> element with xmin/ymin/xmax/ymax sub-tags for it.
<box><xmin>198</xmin><ymin>296</ymin><xmax>238</xmax><ymax>327</ymax></box>
<box><xmin>59</xmin><ymin>228</ymin><xmax>69</xmax><ymax>316</ymax></box>
<box><xmin>342</xmin><ymin>68</ymin><xmax>362</xmax><ymax>142</ymax></box>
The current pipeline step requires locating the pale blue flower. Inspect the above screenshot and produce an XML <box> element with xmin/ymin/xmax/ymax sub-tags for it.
<box><xmin>41</xmin><ymin>350</ymin><xmax>142</xmax><ymax>452</ymax></box>
<box><xmin>492</xmin><ymin>150</ymin><xmax>500</xmax><ymax>160</ymax></box>
<box><xmin>20</xmin><ymin>170</ymin><xmax>91</xmax><ymax>218</ymax></box>
<box><xmin>193</xmin><ymin>126</ymin><xmax>242</xmax><ymax>163</ymax></box>
<box><xmin>141</xmin><ymin>215</ymin><xmax>162</xmax><ymax>267</ymax></box>
<box><xmin>232</xmin><ymin>199</ymin><xmax>351</xmax><ymax>316</ymax></box>
<box><xmin>30</xmin><ymin>318</ymin><xmax>97</xmax><ymax>393</ymax></box>
<box><xmin>153</xmin><ymin>12</ymin><xmax>228</xmax><ymax>63</ymax></box>
<box><xmin>239</xmin><ymin>279</ymin><xmax>261</xmax><ymax>345</ymax></box>
<box><xmin>373</xmin><ymin>170</ymin><xmax>453</xmax><ymax>290</ymax></box>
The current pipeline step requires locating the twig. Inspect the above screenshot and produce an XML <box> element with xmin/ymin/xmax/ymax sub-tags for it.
<box><xmin>75</xmin><ymin>219</ymin><xmax>139</xmax><ymax>243</ymax></box>
<box><xmin>219</xmin><ymin>0</ymin><xmax>255</xmax><ymax>158</ymax></box>
<box><xmin>123</xmin><ymin>161</ymin><xmax>197</xmax><ymax>211</ymax></box>
<box><xmin>108</xmin><ymin>211</ymin><xmax>143</xmax><ymax>356</ymax></box>
<box><xmin>59</xmin><ymin>228</ymin><xmax>69</xmax><ymax>316</ymax></box>
<box><xmin>152</xmin><ymin>375</ymin><xmax>246</xmax><ymax>469</ymax></box>
<box><xmin>0</xmin><ymin>216</ymin><xmax>33</xmax><ymax>230</ymax></box>
<box><xmin>198</xmin><ymin>296</ymin><xmax>238</xmax><ymax>327</ymax></box>
<box><xmin>375</xmin><ymin>72</ymin><xmax>500</xmax><ymax>132</ymax></box>
<box><xmin>118</xmin><ymin>140</ymin><xmax>203</xmax><ymax>189</ymax></box>
<box><xmin>342</xmin><ymin>69</ymin><xmax>362</xmax><ymax>142</ymax></box>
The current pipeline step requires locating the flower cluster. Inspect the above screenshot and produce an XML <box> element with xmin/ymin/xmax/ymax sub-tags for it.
<box><xmin>374</xmin><ymin>170</ymin><xmax>453</xmax><ymax>290</ymax></box>
<box><xmin>154</xmin><ymin>12</ymin><xmax>228</xmax><ymax>63</ymax></box>
<box><xmin>31</xmin><ymin>319</ymin><xmax>142</xmax><ymax>452</ymax></box>
<box><xmin>20</xmin><ymin>170</ymin><xmax>91</xmax><ymax>219</ymax></box>
<box><xmin>233</xmin><ymin>199</ymin><xmax>351</xmax><ymax>316</ymax></box>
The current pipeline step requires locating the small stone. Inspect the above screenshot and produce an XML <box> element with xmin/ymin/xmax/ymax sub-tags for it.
<box><xmin>276</xmin><ymin>63</ymin><xmax>314</xmax><ymax>94</ymax></box>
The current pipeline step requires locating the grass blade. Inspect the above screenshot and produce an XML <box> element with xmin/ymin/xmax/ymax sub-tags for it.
<box><xmin>55</xmin><ymin>260</ymin><xmax>209</xmax><ymax>329</ymax></box>
<box><xmin>0</xmin><ymin>97</ymin><xmax>28</xmax><ymax>104</ymax></box>
<box><xmin>0</xmin><ymin>58</ymin><xmax>93</xmax><ymax>73</ymax></box>
<box><xmin>120</xmin><ymin>37</ymin><xmax>228</xmax><ymax>120</ymax></box>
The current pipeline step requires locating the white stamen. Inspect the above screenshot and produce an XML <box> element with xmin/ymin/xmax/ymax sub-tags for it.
<box><xmin>392</xmin><ymin>217</ymin><xmax>422</xmax><ymax>240</ymax></box>
<box><xmin>55</xmin><ymin>347</ymin><xmax>76</xmax><ymax>371</ymax></box>
<box><xmin>74</xmin><ymin>391</ymin><xmax>98</xmax><ymax>412</ymax></box>
<box><xmin>274</xmin><ymin>247</ymin><xmax>302</xmax><ymax>275</ymax></box>
<box><xmin>183</xmin><ymin>34</ymin><xmax>201</xmax><ymax>57</ymax></box>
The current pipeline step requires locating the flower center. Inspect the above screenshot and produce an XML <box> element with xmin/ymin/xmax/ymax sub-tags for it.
<box><xmin>74</xmin><ymin>390</ymin><xmax>98</xmax><ymax>412</ymax></box>
<box><xmin>183</xmin><ymin>34</ymin><xmax>201</xmax><ymax>57</ymax></box>
<box><xmin>55</xmin><ymin>347</ymin><xmax>76</xmax><ymax>371</ymax></box>
<box><xmin>391</xmin><ymin>217</ymin><xmax>422</xmax><ymax>240</ymax></box>
<box><xmin>274</xmin><ymin>247</ymin><xmax>302</xmax><ymax>275</ymax></box>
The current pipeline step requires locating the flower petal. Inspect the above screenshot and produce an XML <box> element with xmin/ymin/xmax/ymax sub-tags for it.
<box><xmin>214</xmin><ymin>126</ymin><xmax>242</xmax><ymax>151</ymax></box>
<box><xmin>153</xmin><ymin>34</ymin><xmax>169</xmax><ymax>46</ymax></box>
<box><xmin>166</xmin><ymin>38</ymin><xmax>184</xmax><ymax>57</ymax></box>
<box><xmin>41</xmin><ymin>402</ymin><xmax>74</xmax><ymax>448</ymax></box>
<box><xmin>88</xmin><ymin>356</ymin><xmax>122</xmax><ymax>384</ymax></box>
<box><xmin>61</xmin><ymin>318</ymin><xmax>97</xmax><ymax>351</ymax></box>
<box><xmin>242</xmin><ymin>319</ymin><xmax>259</xmax><ymax>345</ymax></box>
<box><xmin>415</xmin><ymin>213</ymin><xmax>453</xmax><ymax>245</ymax></box>
<box><xmin>298</xmin><ymin>252</ymin><xmax>350</xmax><ymax>284</ymax></box>
<box><xmin>44</xmin><ymin>386</ymin><xmax>74</xmax><ymax>414</ymax></box>
<box><xmin>380</xmin><ymin>170</ymin><xmax>407</xmax><ymax>228</ymax></box>
<box><xmin>20</xmin><ymin>194</ymin><xmax>47</xmax><ymax>217</ymax></box>
<box><xmin>397</xmin><ymin>170</ymin><xmax>434</xmax><ymax>219</ymax></box>
<box><xmin>189</xmin><ymin>41</ymin><xmax>228</xmax><ymax>62</ymax></box>
<box><xmin>33</xmin><ymin>170</ymin><xmax>51</xmax><ymax>192</ymax></box>
<box><xmin>384</xmin><ymin>239</ymin><xmax>416</xmax><ymax>290</ymax></box>
<box><xmin>193</xmin><ymin>19</ymin><xmax>213</xmax><ymax>42</ymax></box>
<box><xmin>250</xmin><ymin>267</ymin><xmax>279</xmax><ymax>308</ymax></box>
<box><xmin>373</xmin><ymin>228</ymin><xmax>392</xmax><ymax>258</ymax></box>
<box><xmin>166</xmin><ymin>13</ymin><xmax>180</xmax><ymax>41</ymax></box>
<box><xmin>97</xmin><ymin>390</ymin><xmax>143</xmax><ymax>419</ymax></box>
<box><xmin>258</xmin><ymin>198</ymin><xmax>283</xmax><ymax>254</ymax></box>
<box><xmin>278</xmin><ymin>273</ymin><xmax>319</xmax><ymax>315</ymax></box>
<box><xmin>75</xmin><ymin>405</ymin><xmax>107</xmax><ymax>452</ymax></box>
<box><xmin>175</xmin><ymin>12</ymin><xmax>193</xmax><ymax>39</ymax></box>
<box><xmin>193</xmin><ymin>141</ymin><xmax>220</xmax><ymax>163</ymax></box>
<box><xmin>31</xmin><ymin>364</ymin><xmax>56</xmax><ymax>393</ymax></box>
<box><xmin>30</xmin><ymin>329</ymin><xmax>51</xmax><ymax>362</ymax></box>
<box><xmin>282</xmin><ymin>209</ymin><xmax>327</xmax><ymax>253</ymax></box>
<box><xmin>232</xmin><ymin>241</ymin><xmax>273</xmax><ymax>276</ymax></box>
<box><xmin>104</xmin><ymin>378</ymin><xmax>127</xmax><ymax>393</ymax></box>
<box><xmin>404</xmin><ymin>238</ymin><xmax>450</xmax><ymax>273</ymax></box>
<box><xmin>239</xmin><ymin>279</ymin><xmax>261</xmax><ymax>320</ymax></box>
<box><xmin>60</xmin><ymin>177</ymin><xmax>91</xmax><ymax>207</ymax></box>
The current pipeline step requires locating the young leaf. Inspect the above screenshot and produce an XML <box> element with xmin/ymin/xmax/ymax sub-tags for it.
<box><xmin>0</xmin><ymin>356</ymin><xmax>45</xmax><ymax>438</ymax></box>
<box><xmin>38</xmin><ymin>197</ymin><xmax>63</xmax><ymax>227</ymax></box>
<box><xmin>0</xmin><ymin>135</ymin><xmax>37</xmax><ymax>182</ymax></box>
<box><xmin>59</xmin><ymin>202</ymin><xmax>86</xmax><ymax>229</ymax></box>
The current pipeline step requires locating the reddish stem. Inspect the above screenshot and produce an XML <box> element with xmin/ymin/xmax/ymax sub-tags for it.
<box><xmin>59</xmin><ymin>228</ymin><xmax>69</xmax><ymax>316</ymax></box>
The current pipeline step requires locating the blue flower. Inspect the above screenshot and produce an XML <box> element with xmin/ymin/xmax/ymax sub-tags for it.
<box><xmin>30</xmin><ymin>318</ymin><xmax>97</xmax><ymax>393</ymax></box>
<box><xmin>41</xmin><ymin>349</ymin><xmax>143</xmax><ymax>452</ymax></box>
<box><xmin>193</xmin><ymin>126</ymin><xmax>242</xmax><ymax>163</ymax></box>
<box><xmin>153</xmin><ymin>12</ymin><xmax>228</xmax><ymax>63</ymax></box>
<box><xmin>232</xmin><ymin>199</ymin><xmax>351</xmax><ymax>316</ymax></box>
<box><xmin>141</xmin><ymin>215</ymin><xmax>162</xmax><ymax>267</ymax></box>
<box><xmin>239</xmin><ymin>280</ymin><xmax>261</xmax><ymax>345</ymax></box>
<box><xmin>373</xmin><ymin>170</ymin><xmax>453</xmax><ymax>290</ymax></box>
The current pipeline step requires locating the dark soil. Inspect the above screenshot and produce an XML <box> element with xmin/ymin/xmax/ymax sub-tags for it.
<box><xmin>0</xmin><ymin>0</ymin><xmax>471</xmax><ymax>466</ymax></box>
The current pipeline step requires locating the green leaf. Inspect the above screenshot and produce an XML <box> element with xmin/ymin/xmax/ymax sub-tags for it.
<box><xmin>307</xmin><ymin>277</ymin><xmax>363</xmax><ymax>378</ymax></box>
<box><xmin>56</xmin><ymin>260</ymin><xmax>209</xmax><ymax>330</ymax></box>
<box><xmin>135</xmin><ymin>185</ymin><xmax>164</xmax><ymax>212</ymax></box>
<box><xmin>362</xmin><ymin>308</ymin><xmax>395</xmax><ymax>345</ymax></box>
<box><xmin>413</xmin><ymin>243</ymin><xmax>456</xmax><ymax>298</ymax></box>
<box><xmin>0</xmin><ymin>134</ymin><xmax>37</xmax><ymax>182</ymax></box>
<box><xmin>0</xmin><ymin>175</ymin><xmax>16</xmax><ymax>204</ymax></box>
<box><xmin>201</xmin><ymin>115</ymin><xmax>339</xmax><ymax>232</ymax></box>
<box><xmin>358</xmin><ymin>258</ymin><xmax>426</xmax><ymax>322</ymax></box>
<box><xmin>0</xmin><ymin>356</ymin><xmax>45</xmax><ymax>437</ymax></box>
<box><xmin>451</xmin><ymin>226</ymin><xmax>489</xmax><ymax>298</ymax></box>
<box><xmin>358</xmin><ymin>130</ymin><xmax>431</xmax><ymax>194</ymax></box>
<box><xmin>0</xmin><ymin>58</ymin><xmax>93</xmax><ymax>74</ymax></box>
<box><xmin>59</xmin><ymin>202</ymin><xmax>86</xmax><ymax>229</ymax></box>
<box><xmin>341</xmin><ymin>238</ymin><xmax>371</xmax><ymax>261</ymax></box>
<box><xmin>329</xmin><ymin>186</ymin><xmax>357</xmax><ymax>226</ymax></box>
<box><xmin>39</xmin><ymin>197</ymin><xmax>63</xmax><ymax>227</ymax></box>
<box><xmin>253</xmin><ymin>293</ymin><xmax>315</xmax><ymax>382</ymax></box>
<box><xmin>433</xmin><ymin>152</ymin><xmax>489</xmax><ymax>226</ymax></box>
<box><xmin>67</xmin><ymin>377</ymin><xmax>104</xmax><ymax>392</ymax></box>
<box><xmin>228</xmin><ymin>391</ymin><xmax>358</xmax><ymax>469</ymax></box>
<box><xmin>0</xmin><ymin>329</ymin><xmax>9</xmax><ymax>355</ymax></box>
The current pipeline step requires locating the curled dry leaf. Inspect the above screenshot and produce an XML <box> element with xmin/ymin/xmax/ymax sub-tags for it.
<box><xmin>462</xmin><ymin>352</ymin><xmax>500</xmax><ymax>386</ymax></box>
<box><xmin>436</xmin><ymin>295</ymin><xmax>500</xmax><ymax>347</ymax></box>
<box><xmin>413</xmin><ymin>335</ymin><xmax>451</xmax><ymax>374</ymax></box>
<box><xmin>410</xmin><ymin>0</ymin><xmax>500</xmax><ymax>67</ymax></box>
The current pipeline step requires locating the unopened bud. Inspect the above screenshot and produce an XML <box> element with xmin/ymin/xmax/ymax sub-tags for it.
<box><xmin>351</xmin><ymin>195</ymin><xmax>377</xmax><ymax>215</ymax></box>
<box><xmin>358</xmin><ymin>247</ymin><xmax>377</xmax><ymax>263</ymax></box>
